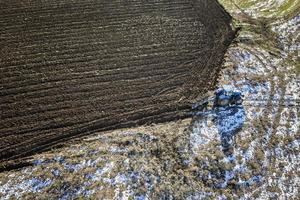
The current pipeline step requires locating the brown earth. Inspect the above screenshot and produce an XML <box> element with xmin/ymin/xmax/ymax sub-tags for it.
<box><xmin>0</xmin><ymin>0</ymin><xmax>234</xmax><ymax>171</ymax></box>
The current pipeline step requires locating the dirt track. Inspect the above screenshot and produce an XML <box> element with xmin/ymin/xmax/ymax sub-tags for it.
<box><xmin>0</xmin><ymin>0</ymin><xmax>234</xmax><ymax>170</ymax></box>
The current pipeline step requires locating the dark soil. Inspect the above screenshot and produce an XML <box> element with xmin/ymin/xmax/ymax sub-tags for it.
<box><xmin>0</xmin><ymin>0</ymin><xmax>234</xmax><ymax>171</ymax></box>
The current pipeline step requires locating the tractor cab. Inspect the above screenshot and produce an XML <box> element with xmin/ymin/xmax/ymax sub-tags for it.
<box><xmin>192</xmin><ymin>88</ymin><xmax>243</xmax><ymax>114</ymax></box>
<box><xmin>214</xmin><ymin>89</ymin><xmax>243</xmax><ymax>108</ymax></box>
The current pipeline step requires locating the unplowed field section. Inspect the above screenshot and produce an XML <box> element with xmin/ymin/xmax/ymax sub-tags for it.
<box><xmin>0</xmin><ymin>0</ymin><xmax>233</xmax><ymax>169</ymax></box>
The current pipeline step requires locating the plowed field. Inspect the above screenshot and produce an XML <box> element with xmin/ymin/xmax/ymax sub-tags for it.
<box><xmin>0</xmin><ymin>0</ymin><xmax>234</xmax><ymax>170</ymax></box>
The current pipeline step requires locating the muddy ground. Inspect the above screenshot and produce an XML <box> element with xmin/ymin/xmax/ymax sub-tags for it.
<box><xmin>0</xmin><ymin>0</ymin><xmax>299</xmax><ymax>199</ymax></box>
<box><xmin>0</xmin><ymin>0</ymin><xmax>234</xmax><ymax>170</ymax></box>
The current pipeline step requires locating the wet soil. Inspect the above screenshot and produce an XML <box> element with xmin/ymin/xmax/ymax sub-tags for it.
<box><xmin>0</xmin><ymin>0</ymin><xmax>234</xmax><ymax>170</ymax></box>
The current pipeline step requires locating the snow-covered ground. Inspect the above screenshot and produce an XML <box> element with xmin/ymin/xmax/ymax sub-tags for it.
<box><xmin>1</xmin><ymin>1</ymin><xmax>299</xmax><ymax>199</ymax></box>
